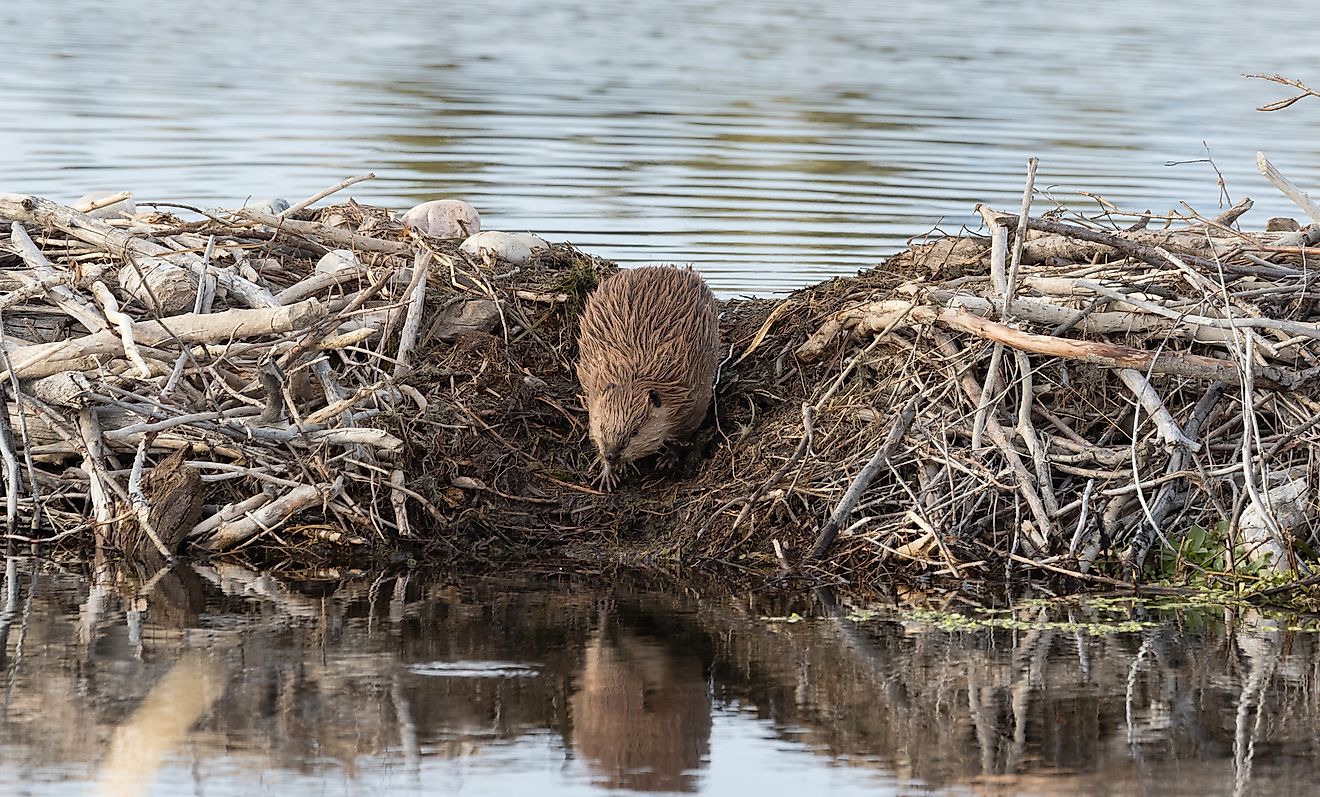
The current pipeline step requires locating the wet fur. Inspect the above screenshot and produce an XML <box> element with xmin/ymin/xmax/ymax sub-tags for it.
<box><xmin>577</xmin><ymin>266</ymin><xmax>720</xmax><ymax>489</ymax></box>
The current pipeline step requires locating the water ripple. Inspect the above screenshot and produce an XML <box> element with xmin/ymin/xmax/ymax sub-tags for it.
<box><xmin>1</xmin><ymin>0</ymin><xmax>1320</xmax><ymax>294</ymax></box>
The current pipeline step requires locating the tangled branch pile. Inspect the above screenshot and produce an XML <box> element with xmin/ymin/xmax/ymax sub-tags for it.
<box><xmin>4</xmin><ymin>151</ymin><xmax>1320</xmax><ymax>588</ymax></box>
<box><xmin>673</xmin><ymin>154</ymin><xmax>1320</xmax><ymax>585</ymax></box>
<box><xmin>0</xmin><ymin>186</ymin><xmax>526</xmax><ymax>562</ymax></box>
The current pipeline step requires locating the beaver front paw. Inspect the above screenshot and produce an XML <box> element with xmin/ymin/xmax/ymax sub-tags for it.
<box><xmin>594</xmin><ymin>462</ymin><xmax>620</xmax><ymax>493</ymax></box>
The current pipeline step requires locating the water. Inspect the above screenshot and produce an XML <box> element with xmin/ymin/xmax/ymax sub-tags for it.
<box><xmin>0</xmin><ymin>559</ymin><xmax>1313</xmax><ymax>796</ymax></box>
<box><xmin>4</xmin><ymin>1</ymin><xmax>1320</xmax><ymax>294</ymax></box>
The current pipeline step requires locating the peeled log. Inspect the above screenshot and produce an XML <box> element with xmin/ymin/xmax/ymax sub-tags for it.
<box><xmin>201</xmin><ymin>481</ymin><xmax>337</xmax><ymax>552</ymax></box>
<box><xmin>117</xmin><ymin>258</ymin><xmax>198</xmax><ymax>315</ymax></box>
<box><xmin>0</xmin><ymin>299</ymin><xmax>326</xmax><ymax>381</ymax></box>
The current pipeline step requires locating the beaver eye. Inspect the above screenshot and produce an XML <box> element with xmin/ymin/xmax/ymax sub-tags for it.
<box><xmin>647</xmin><ymin>389</ymin><xmax>662</xmax><ymax>408</ymax></box>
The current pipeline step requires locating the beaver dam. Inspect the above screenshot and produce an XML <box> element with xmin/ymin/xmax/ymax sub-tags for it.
<box><xmin>4</xmin><ymin>153</ymin><xmax>1320</xmax><ymax>595</ymax></box>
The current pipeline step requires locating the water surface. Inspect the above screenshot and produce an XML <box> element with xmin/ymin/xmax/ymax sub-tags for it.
<box><xmin>3</xmin><ymin>1</ymin><xmax>1320</xmax><ymax>293</ymax></box>
<box><xmin>0</xmin><ymin>560</ymin><xmax>1315</xmax><ymax>796</ymax></box>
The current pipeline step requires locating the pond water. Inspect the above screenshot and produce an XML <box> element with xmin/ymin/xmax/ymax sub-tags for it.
<box><xmin>0</xmin><ymin>559</ymin><xmax>1314</xmax><ymax>797</ymax></box>
<box><xmin>4</xmin><ymin>0</ymin><xmax>1320</xmax><ymax>294</ymax></box>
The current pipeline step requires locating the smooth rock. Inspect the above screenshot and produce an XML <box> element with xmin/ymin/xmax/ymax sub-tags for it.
<box><xmin>1239</xmin><ymin>466</ymin><xmax>1313</xmax><ymax>572</ymax></box>
<box><xmin>460</xmin><ymin>231</ymin><xmax>550</xmax><ymax>265</ymax></box>
<box><xmin>402</xmin><ymin>199</ymin><xmax>481</xmax><ymax>239</ymax></box>
<box><xmin>316</xmin><ymin>249</ymin><xmax>361</xmax><ymax>274</ymax></box>
<box><xmin>433</xmin><ymin>299</ymin><xmax>501</xmax><ymax>342</ymax></box>
<box><xmin>246</xmin><ymin>197</ymin><xmax>291</xmax><ymax>215</ymax></box>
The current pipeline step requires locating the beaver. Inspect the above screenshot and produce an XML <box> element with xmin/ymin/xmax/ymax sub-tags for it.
<box><xmin>577</xmin><ymin>265</ymin><xmax>720</xmax><ymax>491</ymax></box>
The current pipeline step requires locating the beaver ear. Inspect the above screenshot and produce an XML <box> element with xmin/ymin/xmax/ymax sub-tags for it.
<box><xmin>647</xmin><ymin>388</ymin><xmax>663</xmax><ymax>408</ymax></box>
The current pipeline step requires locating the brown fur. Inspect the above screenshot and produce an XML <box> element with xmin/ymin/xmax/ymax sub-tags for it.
<box><xmin>577</xmin><ymin>266</ymin><xmax>720</xmax><ymax>489</ymax></box>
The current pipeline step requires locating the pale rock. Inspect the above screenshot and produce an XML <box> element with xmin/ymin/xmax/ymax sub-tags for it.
<box><xmin>246</xmin><ymin>197</ymin><xmax>291</xmax><ymax>215</ymax></box>
<box><xmin>460</xmin><ymin>231</ymin><xmax>550</xmax><ymax>265</ymax></box>
<box><xmin>402</xmin><ymin>199</ymin><xmax>481</xmax><ymax>239</ymax></box>
<box><xmin>433</xmin><ymin>299</ymin><xmax>501</xmax><ymax>342</ymax></box>
<box><xmin>1239</xmin><ymin>466</ymin><xmax>1314</xmax><ymax>572</ymax></box>
<box><xmin>316</xmin><ymin>249</ymin><xmax>361</xmax><ymax>274</ymax></box>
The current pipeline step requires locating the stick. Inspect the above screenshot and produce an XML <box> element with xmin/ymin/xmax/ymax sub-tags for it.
<box><xmin>0</xmin><ymin>299</ymin><xmax>326</xmax><ymax>381</ymax></box>
<box><xmin>390</xmin><ymin>469</ymin><xmax>412</xmax><ymax>538</ymax></box>
<box><xmin>1004</xmin><ymin>157</ymin><xmax>1039</xmax><ymax>315</ymax></box>
<box><xmin>73</xmin><ymin>191</ymin><xmax>133</xmax><ymax>214</ymax></box>
<box><xmin>393</xmin><ymin>250</ymin><xmax>431</xmax><ymax>377</ymax></box>
<box><xmin>78</xmin><ymin>409</ymin><xmax>114</xmax><ymax>546</ymax></box>
<box><xmin>189</xmin><ymin>493</ymin><xmax>272</xmax><ymax>538</ymax></box>
<box><xmin>237</xmin><ymin>209</ymin><xmax>409</xmax><ymax>255</ymax></box>
<box><xmin>303</xmin><ymin>381</ymin><xmax>386</xmax><ymax>426</ymax></box>
<box><xmin>930</xmin><ymin>305</ymin><xmax>1298</xmax><ymax>389</ymax></box>
<box><xmin>988</xmin><ymin>211</ymin><xmax>1222</xmax><ymax>273</ymax></box>
<box><xmin>971</xmin><ymin>211</ymin><xmax>1009</xmax><ymax>450</ymax></box>
<box><xmin>1117</xmin><ymin>369</ymin><xmax>1201</xmax><ymax>451</ymax></box>
<box><xmin>0</xmin><ymin>381</ymin><xmax>18</xmax><ymax>539</ymax></box>
<box><xmin>162</xmin><ymin>235</ymin><xmax>216</xmax><ymax>398</ymax></box>
<box><xmin>200</xmin><ymin>479</ymin><xmax>340</xmax><ymax>552</ymax></box>
<box><xmin>90</xmin><ymin>281</ymin><xmax>152</xmax><ymax>378</ymax></box>
<box><xmin>7</xmin><ymin>222</ymin><xmax>109</xmax><ymax>333</ymax></box>
<box><xmin>1257</xmin><ymin>152</ymin><xmax>1320</xmax><ymax>227</ymax></box>
<box><xmin>810</xmin><ymin>297</ymin><xmax>1300</xmax><ymax>389</ymax></box>
<box><xmin>808</xmin><ymin>395</ymin><xmax>919</xmax><ymax>561</ymax></box>
<box><xmin>281</xmin><ymin>173</ymin><xmax>376</xmax><ymax>217</ymax></box>
<box><xmin>0</xmin><ymin>342</ymin><xmax>40</xmax><ymax>537</ymax></box>
<box><xmin>1014</xmin><ymin>349</ymin><xmax>1059</xmax><ymax>517</ymax></box>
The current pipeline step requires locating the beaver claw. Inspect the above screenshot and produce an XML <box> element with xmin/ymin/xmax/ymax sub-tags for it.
<box><xmin>594</xmin><ymin>463</ymin><xmax>619</xmax><ymax>493</ymax></box>
<box><xmin>656</xmin><ymin>442</ymin><xmax>693</xmax><ymax>473</ymax></box>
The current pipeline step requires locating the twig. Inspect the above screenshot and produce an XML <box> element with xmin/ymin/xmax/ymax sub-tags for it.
<box><xmin>393</xmin><ymin>249</ymin><xmax>431</xmax><ymax>377</ymax></box>
<box><xmin>1245</xmin><ymin>73</ymin><xmax>1320</xmax><ymax>112</ymax></box>
<box><xmin>90</xmin><ymin>281</ymin><xmax>152</xmax><ymax>377</ymax></box>
<box><xmin>971</xmin><ymin>209</ymin><xmax>1009</xmax><ymax>450</ymax></box>
<box><xmin>1004</xmin><ymin>157</ymin><xmax>1039</xmax><ymax>315</ymax></box>
<box><xmin>1117</xmin><ymin>369</ymin><xmax>1201</xmax><ymax>451</ymax></box>
<box><xmin>281</xmin><ymin>173</ymin><xmax>376</xmax><ymax>217</ymax></box>
<box><xmin>808</xmin><ymin>395</ymin><xmax>919</xmax><ymax>561</ymax></box>
<box><xmin>1256</xmin><ymin>151</ymin><xmax>1320</xmax><ymax>227</ymax></box>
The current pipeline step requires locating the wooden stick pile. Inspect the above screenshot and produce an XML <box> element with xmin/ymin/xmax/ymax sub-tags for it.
<box><xmin>0</xmin><ymin>182</ymin><xmax>437</xmax><ymax>560</ymax></box>
<box><xmin>5</xmin><ymin>151</ymin><xmax>1320</xmax><ymax>586</ymax></box>
<box><xmin>681</xmin><ymin>153</ymin><xmax>1320</xmax><ymax>583</ymax></box>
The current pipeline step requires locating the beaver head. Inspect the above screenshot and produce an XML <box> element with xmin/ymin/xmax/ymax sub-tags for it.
<box><xmin>588</xmin><ymin>381</ymin><xmax>677</xmax><ymax>490</ymax></box>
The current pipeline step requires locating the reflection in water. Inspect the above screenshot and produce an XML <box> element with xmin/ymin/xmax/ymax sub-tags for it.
<box><xmin>0</xmin><ymin>561</ymin><xmax>1315</xmax><ymax>795</ymax></box>
<box><xmin>572</xmin><ymin>614</ymin><xmax>711</xmax><ymax>791</ymax></box>
<box><xmin>2</xmin><ymin>0</ymin><xmax>1320</xmax><ymax>294</ymax></box>
<box><xmin>96</xmin><ymin>654</ymin><xmax>228</xmax><ymax>797</ymax></box>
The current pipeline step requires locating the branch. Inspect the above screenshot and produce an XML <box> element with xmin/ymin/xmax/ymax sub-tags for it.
<box><xmin>808</xmin><ymin>395</ymin><xmax>919</xmax><ymax>561</ymax></box>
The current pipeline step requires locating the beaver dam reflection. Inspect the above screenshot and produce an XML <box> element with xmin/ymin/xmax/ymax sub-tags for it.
<box><xmin>0</xmin><ymin>562</ymin><xmax>1315</xmax><ymax>795</ymax></box>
